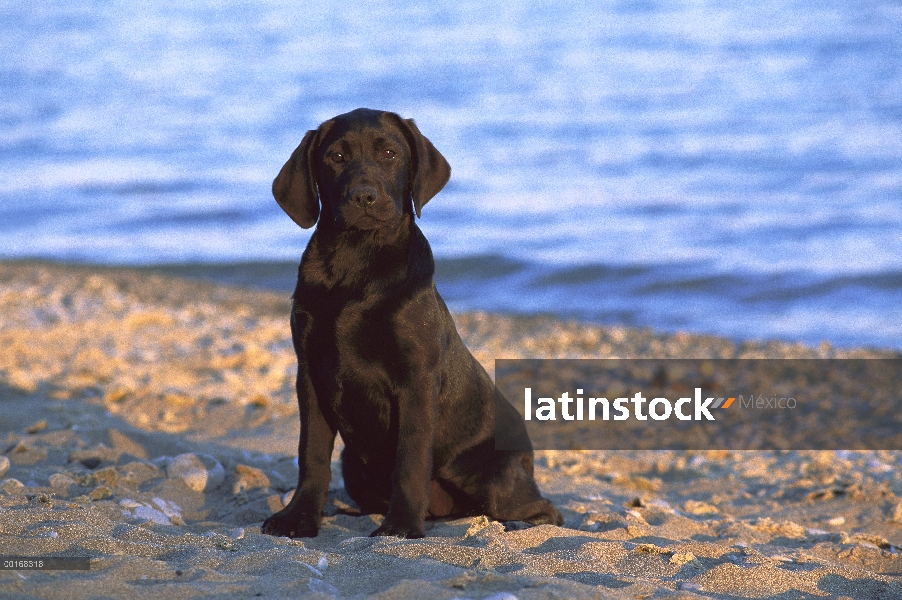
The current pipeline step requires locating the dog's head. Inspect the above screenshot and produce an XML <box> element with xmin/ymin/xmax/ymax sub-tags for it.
<box><xmin>273</xmin><ymin>108</ymin><xmax>451</xmax><ymax>231</ymax></box>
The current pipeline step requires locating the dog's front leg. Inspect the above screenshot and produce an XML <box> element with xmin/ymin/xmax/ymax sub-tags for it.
<box><xmin>262</xmin><ymin>313</ymin><xmax>335</xmax><ymax>538</ymax></box>
<box><xmin>370</xmin><ymin>375</ymin><xmax>438</xmax><ymax>539</ymax></box>
<box><xmin>262</xmin><ymin>369</ymin><xmax>335</xmax><ymax>537</ymax></box>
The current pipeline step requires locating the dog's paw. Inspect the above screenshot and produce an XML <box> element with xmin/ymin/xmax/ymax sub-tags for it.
<box><xmin>369</xmin><ymin>520</ymin><xmax>425</xmax><ymax>539</ymax></box>
<box><xmin>524</xmin><ymin>502</ymin><xmax>564</xmax><ymax>527</ymax></box>
<box><xmin>261</xmin><ymin>510</ymin><xmax>320</xmax><ymax>538</ymax></box>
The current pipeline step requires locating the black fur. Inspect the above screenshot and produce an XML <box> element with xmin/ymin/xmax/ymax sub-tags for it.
<box><xmin>261</xmin><ymin>108</ymin><xmax>562</xmax><ymax>539</ymax></box>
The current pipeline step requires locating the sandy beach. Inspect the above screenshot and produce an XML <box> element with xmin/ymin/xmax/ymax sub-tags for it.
<box><xmin>1</xmin><ymin>260</ymin><xmax>901</xmax><ymax>599</ymax></box>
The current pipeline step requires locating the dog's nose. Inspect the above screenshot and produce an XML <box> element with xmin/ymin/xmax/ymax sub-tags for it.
<box><xmin>349</xmin><ymin>186</ymin><xmax>379</xmax><ymax>206</ymax></box>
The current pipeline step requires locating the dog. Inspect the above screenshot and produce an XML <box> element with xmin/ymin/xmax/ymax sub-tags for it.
<box><xmin>261</xmin><ymin>108</ymin><xmax>562</xmax><ymax>539</ymax></box>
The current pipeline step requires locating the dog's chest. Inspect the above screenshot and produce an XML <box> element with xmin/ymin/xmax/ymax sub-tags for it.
<box><xmin>298</xmin><ymin>296</ymin><xmax>399</xmax><ymax>411</ymax></box>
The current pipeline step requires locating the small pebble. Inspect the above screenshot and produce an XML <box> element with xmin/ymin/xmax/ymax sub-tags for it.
<box><xmin>0</xmin><ymin>456</ymin><xmax>9</xmax><ymax>478</ymax></box>
<box><xmin>48</xmin><ymin>473</ymin><xmax>76</xmax><ymax>491</ymax></box>
<box><xmin>233</xmin><ymin>464</ymin><xmax>270</xmax><ymax>494</ymax></box>
<box><xmin>167</xmin><ymin>453</ymin><xmax>224</xmax><ymax>493</ymax></box>
<box><xmin>131</xmin><ymin>506</ymin><xmax>171</xmax><ymax>525</ymax></box>
<box><xmin>1</xmin><ymin>478</ymin><xmax>26</xmax><ymax>495</ymax></box>
<box><xmin>670</xmin><ymin>551</ymin><xmax>697</xmax><ymax>567</ymax></box>
<box><xmin>89</xmin><ymin>486</ymin><xmax>113</xmax><ymax>501</ymax></box>
<box><xmin>92</xmin><ymin>466</ymin><xmax>118</xmax><ymax>487</ymax></box>
<box><xmin>891</xmin><ymin>504</ymin><xmax>902</xmax><ymax>523</ymax></box>
<box><xmin>25</xmin><ymin>420</ymin><xmax>48</xmax><ymax>434</ymax></box>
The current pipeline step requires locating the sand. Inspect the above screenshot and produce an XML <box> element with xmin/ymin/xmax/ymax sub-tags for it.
<box><xmin>1</xmin><ymin>260</ymin><xmax>901</xmax><ymax>599</ymax></box>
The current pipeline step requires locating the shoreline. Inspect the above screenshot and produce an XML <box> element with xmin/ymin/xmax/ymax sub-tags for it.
<box><xmin>2</xmin><ymin>258</ymin><xmax>900</xmax><ymax>358</ymax></box>
<box><xmin>1</xmin><ymin>260</ymin><xmax>901</xmax><ymax>598</ymax></box>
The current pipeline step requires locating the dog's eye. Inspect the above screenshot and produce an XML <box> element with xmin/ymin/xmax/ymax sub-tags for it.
<box><xmin>381</xmin><ymin>149</ymin><xmax>396</xmax><ymax>160</ymax></box>
<box><xmin>329</xmin><ymin>152</ymin><xmax>345</xmax><ymax>164</ymax></box>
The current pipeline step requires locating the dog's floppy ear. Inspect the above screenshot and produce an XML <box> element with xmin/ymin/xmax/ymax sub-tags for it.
<box><xmin>272</xmin><ymin>129</ymin><xmax>320</xmax><ymax>229</ymax></box>
<box><xmin>399</xmin><ymin>118</ymin><xmax>451</xmax><ymax>218</ymax></box>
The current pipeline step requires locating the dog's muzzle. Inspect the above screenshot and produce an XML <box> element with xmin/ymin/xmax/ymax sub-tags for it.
<box><xmin>349</xmin><ymin>186</ymin><xmax>380</xmax><ymax>207</ymax></box>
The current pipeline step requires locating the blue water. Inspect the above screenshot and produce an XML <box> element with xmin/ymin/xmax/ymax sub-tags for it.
<box><xmin>1</xmin><ymin>0</ymin><xmax>901</xmax><ymax>349</ymax></box>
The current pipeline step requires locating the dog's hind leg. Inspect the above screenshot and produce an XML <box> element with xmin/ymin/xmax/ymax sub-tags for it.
<box><xmin>448</xmin><ymin>442</ymin><xmax>564</xmax><ymax>527</ymax></box>
<box><xmin>484</xmin><ymin>450</ymin><xmax>564</xmax><ymax>526</ymax></box>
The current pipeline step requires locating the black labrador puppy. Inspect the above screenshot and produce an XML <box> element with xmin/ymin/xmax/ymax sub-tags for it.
<box><xmin>261</xmin><ymin>108</ymin><xmax>562</xmax><ymax>539</ymax></box>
